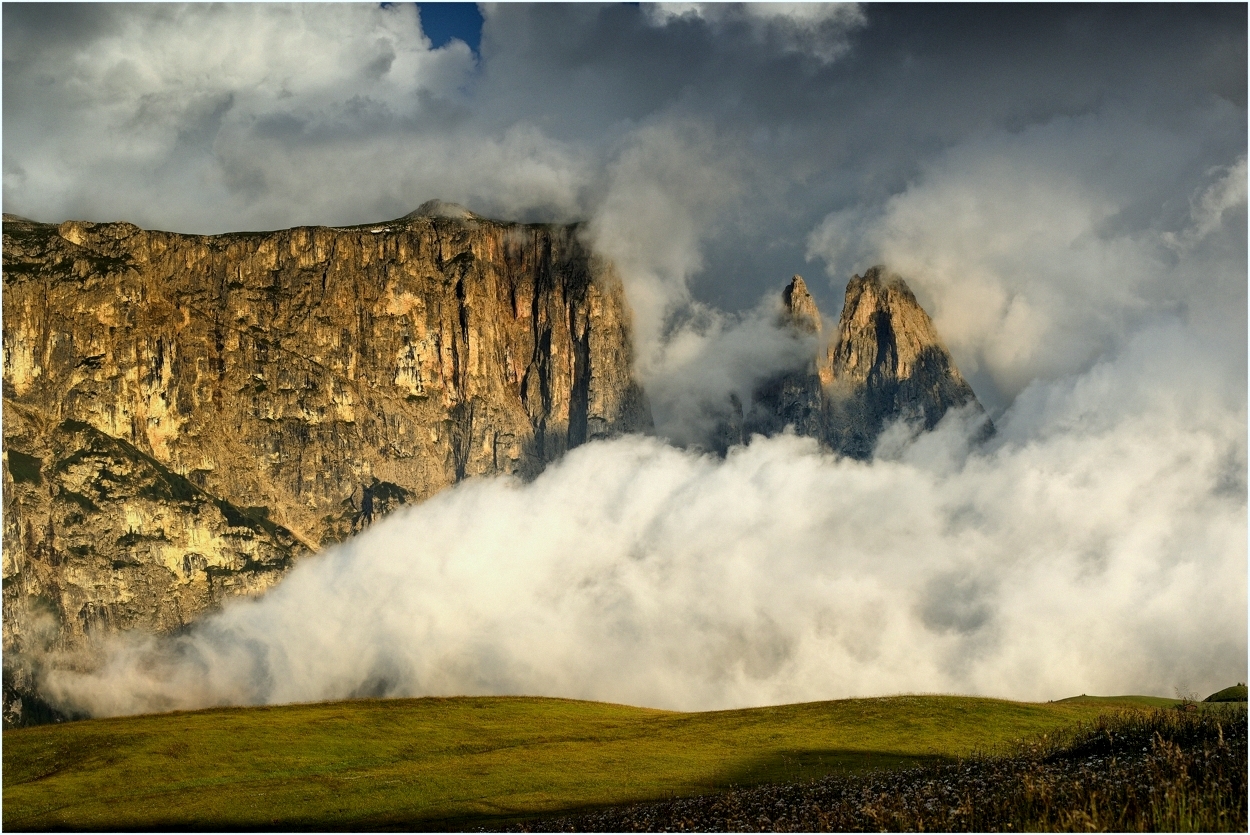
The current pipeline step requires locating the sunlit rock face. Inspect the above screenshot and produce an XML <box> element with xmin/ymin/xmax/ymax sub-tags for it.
<box><xmin>1</xmin><ymin>209</ymin><xmax>650</xmax><ymax>723</ymax></box>
<box><xmin>744</xmin><ymin>267</ymin><xmax>987</xmax><ymax>458</ymax></box>
<box><xmin>0</xmin><ymin>205</ymin><xmax>981</xmax><ymax>726</ymax></box>
<box><xmin>780</xmin><ymin>275</ymin><xmax>822</xmax><ymax>334</ymax></box>
<box><xmin>821</xmin><ymin>266</ymin><xmax>987</xmax><ymax>457</ymax></box>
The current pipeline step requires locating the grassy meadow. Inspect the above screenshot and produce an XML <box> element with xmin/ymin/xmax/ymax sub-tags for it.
<box><xmin>523</xmin><ymin>704</ymin><xmax>1247</xmax><ymax>832</ymax></box>
<box><xmin>0</xmin><ymin>691</ymin><xmax>1212</xmax><ymax>831</ymax></box>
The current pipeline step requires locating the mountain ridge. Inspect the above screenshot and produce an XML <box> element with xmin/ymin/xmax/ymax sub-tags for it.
<box><xmin>2</xmin><ymin>208</ymin><xmax>986</xmax><ymax>726</ymax></box>
<box><xmin>732</xmin><ymin>267</ymin><xmax>988</xmax><ymax>457</ymax></box>
<box><xmin>2</xmin><ymin>207</ymin><xmax>650</xmax><ymax>725</ymax></box>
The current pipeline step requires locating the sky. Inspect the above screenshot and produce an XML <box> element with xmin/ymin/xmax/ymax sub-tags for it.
<box><xmin>412</xmin><ymin>2</ymin><xmax>483</xmax><ymax>53</ymax></box>
<box><xmin>3</xmin><ymin>3</ymin><xmax>1245</xmax><ymax>410</ymax></box>
<box><xmin>4</xmin><ymin>3</ymin><xmax>1247</xmax><ymax>715</ymax></box>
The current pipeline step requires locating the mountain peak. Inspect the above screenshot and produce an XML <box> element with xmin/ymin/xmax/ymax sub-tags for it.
<box><xmin>858</xmin><ymin>264</ymin><xmax>891</xmax><ymax>284</ymax></box>
<box><xmin>404</xmin><ymin>199</ymin><xmax>477</xmax><ymax>220</ymax></box>
<box><xmin>782</xmin><ymin>275</ymin><xmax>822</xmax><ymax>333</ymax></box>
<box><xmin>738</xmin><ymin>268</ymin><xmax>987</xmax><ymax>459</ymax></box>
<box><xmin>831</xmin><ymin>266</ymin><xmax>955</xmax><ymax>387</ymax></box>
<box><xmin>819</xmin><ymin>264</ymin><xmax>986</xmax><ymax>456</ymax></box>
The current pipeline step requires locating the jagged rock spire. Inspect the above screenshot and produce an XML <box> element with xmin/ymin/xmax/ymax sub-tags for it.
<box><xmin>742</xmin><ymin>265</ymin><xmax>988</xmax><ymax>459</ymax></box>
<box><xmin>825</xmin><ymin>266</ymin><xmax>964</xmax><ymax>388</ymax></box>
<box><xmin>782</xmin><ymin>275</ymin><xmax>822</xmax><ymax>333</ymax></box>
<box><xmin>822</xmin><ymin>265</ymin><xmax>985</xmax><ymax>456</ymax></box>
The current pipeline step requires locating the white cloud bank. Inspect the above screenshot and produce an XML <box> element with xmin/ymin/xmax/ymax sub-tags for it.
<box><xmin>46</xmin><ymin>312</ymin><xmax>1246</xmax><ymax>716</ymax></box>
<box><xmin>9</xmin><ymin>4</ymin><xmax>1245</xmax><ymax>717</ymax></box>
<box><xmin>2</xmin><ymin>4</ymin><xmax>589</xmax><ymax>231</ymax></box>
<box><xmin>807</xmin><ymin>111</ymin><xmax>1248</xmax><ymax>413</ymax></box>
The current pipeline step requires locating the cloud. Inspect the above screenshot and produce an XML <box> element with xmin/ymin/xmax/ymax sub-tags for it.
<box><xmin>1164</xmin><ymin>157</ymin><xmax>1249</xmax><ymax>251</ymax></box>
<box><xmin>6</xmin><ymin>5</ymin><xmax>1243</xmax><ymax>318</ymax></box>
<box><xmin>807</xmin><ymin>108</ymin><xmax>1248</xmax><ymax>413</ymax></box>
<box><xmin>6</xmin><ymin>5</ymin><xmax>1246</xmax><ymax>717</ymax></box>
<box><xmin>579</xmin><ymin>122</ymin><xmax>828</xmax><ymax>447</ymax></box>
<box><xmin>645</xmin><ymin>3</ymin><xmax>867</xmax><ymax>63</ymax></box>
<box><xmin>583</xmin><ymin>120</ymin><xmax>745</xmax><ymax>370</ymax></box>
<box><xmin>44</xmin><ymin>313</ymin><xmax>1246</xmax><ymax>717</ymax></box>
<box><xmin>635</xmin><ymin>297</ymin><xmax>819</xmax><ymax>447</ymax></box>
<box><xmin>1</xmin><ymin>3</ymin><xmax>588</xmax><ymax>232</ymax></box>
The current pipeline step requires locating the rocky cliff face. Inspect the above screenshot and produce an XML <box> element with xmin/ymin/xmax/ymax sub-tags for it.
<box><xmin>1</xmin><ymin>200</ymin><xmax>983</xmax><ymax>726</ymax></box>
<box><xmin>820</xmin><ymin>266</ymin><xmax>986</xmax><ymax>457</ymax></box>
<box><xmin>744</xmin><ymin>267</ymin><xmax>987</xmax><ymax>457</ymax></box>
<box><xmin>1</xmin><ymin>205</ymin><xmax>650</xmax><ymax>724</ymax></box>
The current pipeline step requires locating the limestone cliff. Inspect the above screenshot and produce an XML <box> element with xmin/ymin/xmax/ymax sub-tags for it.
<box><xmin>1</xmin><ymin>206</ymin><xmax>650</xmax><ymax>723</ymax></box>
<box><xmin>747</xmin><ymin>267</ymin><xmax>987</xmax><ymax>457</ymax></box>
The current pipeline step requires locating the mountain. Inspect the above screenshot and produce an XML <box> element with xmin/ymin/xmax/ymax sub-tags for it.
<box><xmin>740</xmin><ymin>268</ymin><xmax>988</xmax><ymax>457</ymax></box>
<box><xmin>1</xmin><ymin>207</ymin><xmax>984</xmax><ymax>726</ymax></box>
<box><xmin>1</xmin><ymin>209</ymin><xmax>650</xmax><ymax>724</ymax></box>
<box><xmin>820</xmin><ymin>266</ymin><xmax>988</xmax><ymax>456</ymax></box>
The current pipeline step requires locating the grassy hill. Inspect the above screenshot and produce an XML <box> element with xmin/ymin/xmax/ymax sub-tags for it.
<box><xmin>1205</xmin><ymin>684</ymin><xmax>1248</xmax><ymax>703</ymax></box>
<box><xmin>520</xmin><ymin>705</ymin><xmax>1247</xmax><ymax>832</ymax></box>
<box><xmin>2</xmin><ymin>692</ymin><xmax>1185</xmax><ymax>831</ymax></box>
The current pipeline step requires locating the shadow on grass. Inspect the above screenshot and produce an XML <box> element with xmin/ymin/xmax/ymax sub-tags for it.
<box><xmin>61</xmin><ymin>749</ymin><xmax>954</xmax><ymax>833</ymax></box>
<box><xmin>463</xmin><ymin>750</ymin><xmax>950</xmax><ymax>833</ymax></box>
<box><xmin>410</xmin><ymin>750</ymin><xmax>952</xmax><ymax>832</ymax></box>
<box><xmin>709</xmin><ymin>747</ymin><xmax>952</xmax><ymax>789</ymax></box>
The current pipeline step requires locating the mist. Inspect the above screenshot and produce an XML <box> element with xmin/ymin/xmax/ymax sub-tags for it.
<box><xmin>6</xmin><ymin>4</ymin><xmax>1245</xmax><ymax>716</ymax></box>
<box><xmin>45</xmin><ymin>312</ymin><xmax>1245</xmax><ymax>716</ymax></box>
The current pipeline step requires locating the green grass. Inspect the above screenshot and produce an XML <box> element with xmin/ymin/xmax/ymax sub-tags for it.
<box><xmin>2</xmin><ymin>693</ymin><xmax>1184</xmax><ymax>831</ymax></box>
<box><xmin>1205</xmin><ymin>684</ymin><xmax>1248</xmax><ymax>703</ymax></box>
<box><xmin>533</xmin><ymin>706</ymin><xmax>1247</xmax><ymax>832</ymax></box>
<box><xmin>1054</xmin><ymin>693</ymin><xmax>1185</xmax><ymax>709</ymax></box>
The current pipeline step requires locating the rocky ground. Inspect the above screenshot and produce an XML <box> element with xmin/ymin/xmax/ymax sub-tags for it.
<box><xmin>499</xmin><ymin>706</ymin><xmax>1246</xmax><ymax>832</ymax></box>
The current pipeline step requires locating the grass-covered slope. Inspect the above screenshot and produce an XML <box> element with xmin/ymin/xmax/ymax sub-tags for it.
<box><xmin>1</xmin><ymin>693</ymin><xmax>1187</xmax><ymax>831</ymax></box>
<box><xmin>1205</xmin><ymin>684</ymin><xmax>1248</xmax><ymax>703</ymax></box>
<box><xmin>522</xmin><ymin>705</ymin><xmax>1247</xmax><ymax>832</ymax></box>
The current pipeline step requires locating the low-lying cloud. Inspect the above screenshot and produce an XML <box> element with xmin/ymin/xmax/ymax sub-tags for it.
<box><xmin>45</xmin><ymin>315</ymin><xmax>1246</xmax><ymax>717</ymax></box>
<box><xmin>8</xmin><ymin>4</ymin><xmax>1245</xmax><ymax>718</ymax></box>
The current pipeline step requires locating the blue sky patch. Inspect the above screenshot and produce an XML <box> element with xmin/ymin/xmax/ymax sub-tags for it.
<box><xmin>415</xmin><ymin>3</ymin><xmax>483</xmax><ymax>53</ymax></box>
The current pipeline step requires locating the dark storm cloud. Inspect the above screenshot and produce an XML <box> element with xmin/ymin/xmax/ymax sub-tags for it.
<box><xmin>3</xmin><ymin>1</ymin><xmax>1243</xmax><ymax>423</ymax></box>
<box><xmin>2</xmin><ymin>3</ymin><xmax>118</xmax><ymax>57</ymax></box>
<box><xmin>475</xmin><ymin>4</ymin><xmax>1246</xmax><ymax>312</ymax></box>
<box><xmin>4</xmin><ymin>5</ymin><xmax>1242</xmax><ymax>297</ymax></box>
